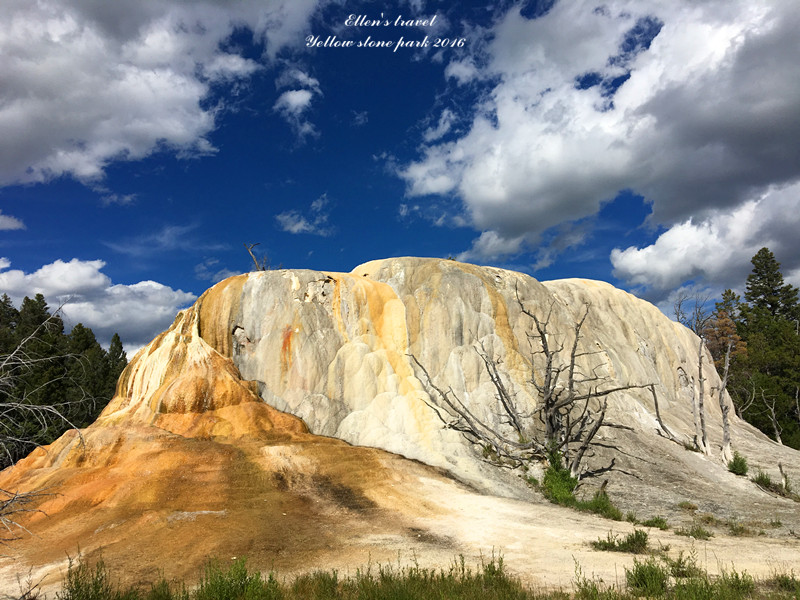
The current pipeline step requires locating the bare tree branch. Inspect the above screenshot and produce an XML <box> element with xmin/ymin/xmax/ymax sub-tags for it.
<box><xmin>411</xmin><ymin>291</ymin><xmax>652</xmax><ymax>480</ymax></box>
<box><xmin>0</xmin><ymin>307</ymin><xmax>84</xmax><ymax>545</ymax></box>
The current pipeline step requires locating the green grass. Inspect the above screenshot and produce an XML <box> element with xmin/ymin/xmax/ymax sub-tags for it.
<box><xmin>677</xmin><ymin>501</ymin><xmax>698</xmax><ymax>512</ymax></box>
<box><xmin>44</xmin><ymin>553</ymin><xmax>800</xmax><ymax>600</ymax></box>
<box><xmin>728</xmin><ymin>452</ymin><xmax>749</xmax><ymax>476</ymax></box>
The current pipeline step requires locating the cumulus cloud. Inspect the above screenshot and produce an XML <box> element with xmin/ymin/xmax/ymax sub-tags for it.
<box><xmin>400</xmin><ymin>1</ymin><xmax>800</xmax><ymax>294</ymax></box>
<box><xmin>0</xmin><ymin>0</ymin><xmax>321</xmax><ymax>187</ymax></box>
<box><xmin>611</xmin><ymin>182</ymin><xmax>800</xmax><ymax>296</ymax></box>
<box><xmin>0</xmin><ymin>210</ymin><xmax>25</xmax><ymax>230</ymax></box>
<box><xmin>275</xmin><ymin>193</ymin><xmax>334</xmax><ymax>236</ymax></box>
<box><xmin>0</xmin><ymin>257</ymin><xmax>196</xmax><ymax>350</ymax></box>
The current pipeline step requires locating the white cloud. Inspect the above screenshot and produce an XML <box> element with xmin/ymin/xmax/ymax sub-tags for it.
<box><xmin>423</xmin><ymin>109</ymin><xmax>457</xmax><ymax>142</ymax></box>
<box><xmin>195</xmin><ymin>258</ymin><xmax>241</xmax><ymax>283</ymax></box>
<box><xmin>457</xmin><ymin>230</ymin><xmax>527</xmax><ymax>262</ymax></box>
<box><xmin>275</xmin><ymin>193</ymin><xmax>334</xmax><ymax>236</ymax></box>
<box><xmin>0</xmin><ymin>210</ymin><xmax>25</xmax><ymax>230</ymax></box>
<box><xmin>444</xmin><ymin>59</ymin><xmax>479</xmax><ymax>85</ymax></box>
<box><xmin>272</xmin><ymin>65</ymin><xmax>322</xmax><ymax>139</ymax></box>
<box><xmin>0</xmin><ymin>257</ymin><xmax>196</xmax><ymax>350</ymax></box>
<box><xmin>400</xmin><ymin>1</ymin><xmax>800</xmax><ymax>290</ymax></box>
<box><xmin>0</xmin><ymin>0</ymin><xmax>322</xmax><ymax>187</ymax></box>
<box><xmin>274</xmin><ymin>89</ymin><xmax>314</xmax><ymax>116</ymax></box>
<box><xmin>611</xmin><ymin>182</ymin><xmax>800</xmax><ymax>294</ymax></box>
<box><xmin>105</xmin><ymin>223</ymin><xmax>225</xmax><ymax>257</ymax></box>
<box><xmin>275</xmin><ymin>68</ymin><xmax>321</xmax><ymax>94</ymax></box>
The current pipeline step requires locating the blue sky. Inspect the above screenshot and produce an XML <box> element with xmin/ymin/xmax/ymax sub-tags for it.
<box><xmin>1</xmin><ymin>0</ymin><xmax>799</xmax><ymax>351</ymax></box>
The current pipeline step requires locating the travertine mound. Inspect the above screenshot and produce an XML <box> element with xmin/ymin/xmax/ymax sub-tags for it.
<box><xmin>94</xmin><ymin>256</ymin><xmax>784</xmax><ymax>491</ymax></box>
<box><xmin>2</xmin><ymin>257</ymin><xmax>798</xmax><ymax>593</ymax></box>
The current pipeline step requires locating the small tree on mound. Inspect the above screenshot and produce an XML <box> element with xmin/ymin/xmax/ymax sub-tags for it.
<box><xmin>411</xmin><ymin>289</ymin><xmax>648</xmax><ymax>479</ymax></box>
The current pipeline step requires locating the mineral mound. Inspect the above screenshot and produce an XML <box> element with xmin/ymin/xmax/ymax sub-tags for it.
<box><xmin>1</xmin><ymin>257</ymin><xmax>798</xmax><ymax>593</ymax></box>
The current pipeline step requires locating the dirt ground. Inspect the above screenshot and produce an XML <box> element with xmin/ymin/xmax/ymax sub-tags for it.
<box><xmin>1</xmin><ymin>427</ymin><xmax>798</xmax><ymax>597</ymax></box>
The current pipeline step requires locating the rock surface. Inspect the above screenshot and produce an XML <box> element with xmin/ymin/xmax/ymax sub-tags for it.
<box><xmin>1</xmin><ymin>257</ymin><xmax>798</xmax><ymax>594</ymax></box>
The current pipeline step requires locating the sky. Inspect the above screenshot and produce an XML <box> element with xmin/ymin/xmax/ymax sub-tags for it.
<box><xmin>1</xmin><ymin>0</ymin><xmax>799</xmax><ymax>352</ymax></box>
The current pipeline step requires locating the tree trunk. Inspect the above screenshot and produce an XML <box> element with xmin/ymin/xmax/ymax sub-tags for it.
<box><xmin>718</xmin><ymin>341</ymin><xmax>733</xmax><ymax>463</ymax></box>
<box><xmin>697</xmin><ymin>339</ymin><xmax>709</xmax><ymax>455</ymax></box>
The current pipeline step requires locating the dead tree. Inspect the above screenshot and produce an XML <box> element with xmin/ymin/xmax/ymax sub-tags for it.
<box><xmin>412</xmin><ymin>297</ymin><xmax>648</xmax><ymax>479</ymax></box>
<box><xmin>714</xmin><ymin>341</ymin><xmax>734</xmax><ymax>463</ymax></box>
<box><xmin>0</xmin><ymin>312</ymin><xmax>82</xmax><ymax>545</ymax></box>
<box><xmin>649</xmin><ymin>384</ymin><xmax>685</xmax><ymax>445</ymax></box>
<box><xmin>677</xmin><ymin>360</ymin><xmax>709</xmax><ymax>455</ymax></box>
<box><xmin>696</xmin><ymin>339</ymin><xmax>710</xmax><ymax>454</ymax></box>
<box><xmin>244</xmin><ymin>243</ymin><xmax>270</xmax><ymax>271</ymax></box>
<box><xmin>763</xmin><ymin>393</ymin><xmax>783</xmax><ymax>445</ymax></box>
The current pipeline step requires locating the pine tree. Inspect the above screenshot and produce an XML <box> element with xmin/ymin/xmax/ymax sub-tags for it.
<box><xmin>730</xmin><ymin>248</ymin><xmax>800</xmax><ymax>449</ymax></box>
<box><xmin>104</xmin><ymin>333</ymin><xmax>127</xmax><ymax>399</ymax></box>
<box><xmin>0</xmin><ymin>294</ymin><xmax>18</xmax><ymax>355</ymax></box>
<box><xmin>0</xmin><ymin>295</ymin><xmax>129</xmax><ymax>467</ymax></box>
<box><xmin>744</xmin><ymin>247</ymin><xmax>800</xmax><ymax>321</ymax></box>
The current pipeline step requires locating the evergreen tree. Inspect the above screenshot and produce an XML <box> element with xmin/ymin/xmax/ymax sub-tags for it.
<box><xmin>744</xmin><ymin>247</ymin><xmax>800</xmax><ymax>321</ymax></box>
<box><xmin>726</xmin><ymin>248</ymin><xmax>800</xmax><ymax>449</ymax></box>
<box><xmin>0</xmin><ymin>294</ymin><xmax>19</xmax><ymax>356</ymax></box>
<box><xmin>0</xmin><ymin>295</ymin><xmax>129</xmax><ymax>467</ymax></box>
<box><xmin>104</xmin><ymin>333</ymin><xmax>127</xmax><ymax>399</ymax></box>
<box><xmin>67</xmin><ymin>323</ymin><xmax>108</xmax><ymax>425</ymax></box>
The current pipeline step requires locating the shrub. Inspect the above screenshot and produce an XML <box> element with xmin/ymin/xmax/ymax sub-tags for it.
<box><xmin>727</xmin><ymin>451</ymin><xmax>748</xmax><ymax>476</ymax></box>
<box><xmin>625</xmin><ymin>557</ymin><xmax>669</xmax><ymax>597</ymax></box>
<box><xmin>541</xmin><ymin>461</ymin><xmax>578</xmax><ymax>505</ymax></box>
<box><xmin>55</xmin><ymin>556</ymin><xmax>134</xmax><ymax>600</ymax></box>
<box><xmin>576</xmin><ymin>492</ymin><xmax>624</xmax><ymax>521</ymax></box>
<box><xmin>727</xmin><ymin>517</ymin><xmax>754</xmax><ymax>537</ymax></box>
<box><xmin>674</xmin><ymin>525</ymin><xmax>713</xmax><ymax>540</ymax></box>
<box><xmin>662</xmin><ymin>549</ymin><xmax>703</xmax><ymax>579</ymax></box>
<box><xmin>677</xmin><ymin>501</ymin><xmax>698</xmax><ymax>512</ymax></box>
<box><xmin>194</xmin><ymin>558</ymin><xmax>277</xmax><ymax>600</ymax></box>
<box><xmin>767</xmin><ymin>567</ymin><xmax>800</xmax><ymax>593</ymax></box>
<box><xmin>717</xmin><ymin>567</ymin><xmax>755</xmax><ymax>599</ymax></box>
<box><xmin>752</xmin><ymin>470</ymin><xmax>773</xmax><ymax>489</ymax></box>
<box><xmin>641</xmin><ymin>516</ymin><xmax>669</xmax><ymax>530</ymax></box>
<box><xmin>673</xmin><ymin>576</ymin><xmax>713</xmax><ymax>600</ymax></box>
<box><xmin>591</xmin><ymin>529</ymin><xmax>649</xmax><ymax>554</ymax></box>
